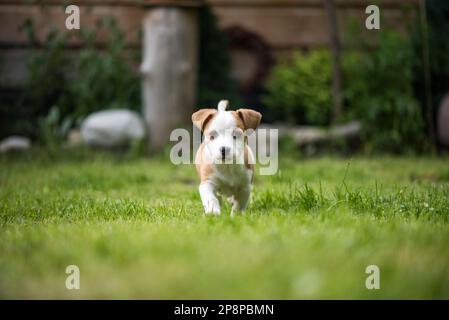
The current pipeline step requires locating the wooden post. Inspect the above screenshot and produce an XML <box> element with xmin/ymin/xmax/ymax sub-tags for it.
<box><xmin>323</xmin><ymin>0</ymin><xmax>343</xmax><ymax>124</ymax></box>
<box><xmin>419</xmin><ymin>0</ymin><xmax>435</xmax><ymax>148</ymax></box>
<box><xmin>141</xmin><ymin>0</ymin><xmax>202</xmax><ymax>150</ymax></box>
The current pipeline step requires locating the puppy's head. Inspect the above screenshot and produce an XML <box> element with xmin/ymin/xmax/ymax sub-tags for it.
<box><xmin>192</xmin><ymin>100</ymin><xmax>262</xmax><ymax>163</ymax></box>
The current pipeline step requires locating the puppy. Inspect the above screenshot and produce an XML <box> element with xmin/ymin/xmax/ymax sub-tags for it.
<box><xmin>192</xmin><ymin>100</ymin><xmax>262</xmax><ymax>216</ymax></box>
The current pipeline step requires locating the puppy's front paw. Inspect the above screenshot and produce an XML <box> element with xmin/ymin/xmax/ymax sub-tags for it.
<box><xmin>204</xmin><ymin>197</ymin><xmax>220</xmax><ymax>216</ymax></box>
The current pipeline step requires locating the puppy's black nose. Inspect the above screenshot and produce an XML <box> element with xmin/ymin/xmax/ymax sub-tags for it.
<box><xmin>220</xmin><ymin>146</ymin><xmax>230</xmax><ymax>158</ymax></box>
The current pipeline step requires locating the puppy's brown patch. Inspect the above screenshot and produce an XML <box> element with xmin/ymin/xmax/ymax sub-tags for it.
<box><xmin>195</xmin><ymin>144</ymin><xmax>214</xmax><ymax>183</ymax></box>
<box><xmin>230</xmin><ymin>111</ymin><xmax>246</xmax><ymax>131</ymax></box>
<box><xmin>235</xmin><ymin>109</ymin><xmax>262</xmax><ymax>130</ymax></box>
<box><xmin>244</xmin><ymin>146</ymin><xmax>254</xmax><ymax>171</ymax></box>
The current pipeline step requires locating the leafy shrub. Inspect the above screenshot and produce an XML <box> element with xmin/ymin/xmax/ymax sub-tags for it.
<box><xmin>263</xmin><ymin>29</ymin><xmax>428</xmax><ymax>153</ymax></box>
<box><xmin>37</xmin><ymin>106</ymin><xmax>73</xmax><ymax>152</ymax></box>
<box><xmin>263</xmin><ymin>50</ymin><xmax>364</xmax><ymax>125</ymax></box>
<box><xmin>353</xmin><ymin>30</ymin><xmax>428</xmax><ymax>154</ymax></box>
<box><xmin>263</xmin><ymin>50</ymin><xmax>332</xmax><ymax>125</ymax></box>
<box><xmin>68</xmin><ymin>17</ymin><xmax>140</xmax><ymax>120</ymax></box>
<box><xmin>7</xmin><ymin>16</ymin><xmax>140</xmax><ymax>144</ymax></box>
<box><xmin>5</xmin><ymin>6</ymin><xmax>238</xmax><ymax>143</ymax></box>
<box><xmin>9</xmin><ymin>22</ymin><xmax>71</xmax><ymax>140</ymax></box>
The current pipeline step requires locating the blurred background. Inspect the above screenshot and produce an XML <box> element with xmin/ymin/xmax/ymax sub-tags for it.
<box><xmin>0</xmin><ymin>0</ymin><xmax>448</xmax><ymax>156</ymax></box>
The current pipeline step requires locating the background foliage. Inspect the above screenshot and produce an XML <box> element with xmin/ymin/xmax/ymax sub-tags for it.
<box><xmin>351</xmin><ymin>30</ymin><xmax>428</xmax><ymax>154</ymax></box>
<box><xmin>263</xmin><ymin>50</ymin><xmax>332</xmax><ymax>126</ymax></box>
<box><xmin>1</xmin><ymin>6</ymin><xmax>241</xmax><ymax>143</ymax></box>
<box><xmin>411</xmin><ymin>0</ymin><xmax>449</xmax><ymax>145</ymax></box>
<box><xmin>0</xmin><ymin>17</ymin><xmax>141</xmax><ymax>143</ymax></box>
<box><xmin>69</xmin><ymin>17</ymin><xmax>141</xmax><ymax>120</ymax></box>
<box><xmin>263</xmin><ymin>25</ymin><xmax>432</xmax><ymax>153</ymax></box>
<box><xmin>1</xmin><ymin>3</ymin><xmax>448</xmax><ymax>155</ymax></box>
<box><xmin>197</xmin><ymin>5</ymin><xmax>241</xmax><ymax>107</ymax></box>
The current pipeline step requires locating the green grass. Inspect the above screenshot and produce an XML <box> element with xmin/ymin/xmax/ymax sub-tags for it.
<box><xmin>0</xmin><ymin>150</ymin><xmax>448</xmax><ymax>299</ymax></box>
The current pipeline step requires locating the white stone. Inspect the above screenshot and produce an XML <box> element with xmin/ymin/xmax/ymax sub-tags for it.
<box><xmin>0</xmin><ymin>136</ymin><xmax>31</xmax><ymax>153</ymax></box>
<box><xmin>81</xmin><ymin>109</ymin><xmax>145</xmax><ymax>148</ymax></box>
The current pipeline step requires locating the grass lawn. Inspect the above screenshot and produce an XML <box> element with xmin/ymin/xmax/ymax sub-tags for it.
<box><xmin>0</xmin><ymin>150</ymin><xmax>448</xmax><ymax>299</ymax></box>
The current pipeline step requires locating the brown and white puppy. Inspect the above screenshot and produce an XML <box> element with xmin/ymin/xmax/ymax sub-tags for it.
<box><xmin>192</xmin><ymin>100</ymin><xmax>262</xmax><ymax>216</ymax></box>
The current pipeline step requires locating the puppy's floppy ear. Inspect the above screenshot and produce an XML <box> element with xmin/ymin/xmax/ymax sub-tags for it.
<box><xmin>236</xmin><ymin>109</ymin><xmax>262</xmax><ymax>130</ymax></box>
<box><xmin>192</xmin><ymin>109</ymin><xmax>217</xmax><ymax>132</ymax></box>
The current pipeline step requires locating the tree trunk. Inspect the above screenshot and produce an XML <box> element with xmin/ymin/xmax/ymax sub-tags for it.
<box><xmin>323</xmin><ymin>0</ymin><xmax>343</xmax><ymax>124</ymax></box>
<box><xmin>419</xmin><ymin>0</ymin><xmax>436</xmax><ymax>148</ymax></box>
<box><xmin>141</xmin><ymin>7</ymin><xmax>198</xmax><ymax>150</ymax></box>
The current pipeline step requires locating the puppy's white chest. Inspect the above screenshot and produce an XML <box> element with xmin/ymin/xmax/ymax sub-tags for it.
<box><xmin>212</xmin><ymin>165</ymin><xmax>252</xmax><ymax>195</ymax></box>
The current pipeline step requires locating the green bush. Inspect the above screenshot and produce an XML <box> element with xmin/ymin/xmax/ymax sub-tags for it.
<box><xmin>4</xmin><ymin>6</ymin><xmax>238</xmax><ymax>143</ymax></box>
<box><xmin>68</xmin><ymin>17</ymin><xmax>141</xmax><ymax>120</ymax></box>
<box><xmin>263</xmin><ymin>29</ymin><xmax>428</xmax><ymax>153</ymax></box>
<box><xmin>10</xmin><ymin>22</ymin><xmax>71</xmax><ymax>140</ymax></box>
<box><xmin>263</xmin><ymin>50</ymin><xmax>364</xmax><ymax>125</ymax></box>
<box><xmin>7</xmin><ymin>16</ymin><xmax>140</xmax><ymax>144</ymax></box>
<box><xmin>353</xmin><ymin>30</ymin><xmax>428</xmax><ymax>154</ymax></box>
<box><xmin>37</xmin><ymin>106</ymin><xmax>73</xmax><ymax>152</ymax></box>
<box><xmin>263</xmin><ymin>50</ymin><xmax>332</xmax><ymax>125</ymax></box>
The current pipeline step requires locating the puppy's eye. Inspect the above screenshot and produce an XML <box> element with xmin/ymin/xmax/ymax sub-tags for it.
<box><xmin>209</xmin><ymin>131</ymin><xmax>217</xmax><ymax>141</ymax></box>
<box><xmin>233</xmin><ymin>130</ymin><xmax>242</xmax><ymax>140</ymax></box>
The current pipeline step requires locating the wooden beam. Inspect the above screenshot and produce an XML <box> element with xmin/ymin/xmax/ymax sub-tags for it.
<box><xmin>141</xmin><ymin>0</ymin><xmax>203</xmax><ymax>7</ymax></box>
<box><xmin>207</xmin><ymin>0</ymin><xmax>418</xmax><ymax>9</ymax></box>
